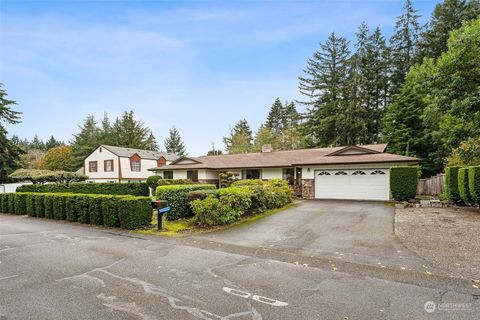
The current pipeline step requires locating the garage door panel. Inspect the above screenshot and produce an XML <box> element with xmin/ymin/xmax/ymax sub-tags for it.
<box><xmin>314</xmin><ymin>169</ymin><xmax>390</xmax><ymax>201</ymax></box>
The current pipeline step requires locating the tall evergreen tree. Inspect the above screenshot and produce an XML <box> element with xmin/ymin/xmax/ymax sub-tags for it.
<box><xmin>45</xmin><ymin>135</ymin><xmax>64</xmax><ymax>150</ymax></box>
<box><xmin>299</xmin><ymin>32</ymin><xmax>351</xmax><ymax>146</ymax></box>
<box><xmin>0</xmin><ymin>85</ymin><xmax>24</xmax><ymax>182</ymax></box>
<box><xmin>281</xmin><ymin>101</ymin><xmax>301</xmax><ymax>128</ymax></box>
<box><xmin>99</xmin><ymin>112</ymin><xmax>113</xmax><ymax>145</ymax></box>
<box><xmin>164</xmin><ymin>126</ymin><xmax>187</xmax><ymax>156</ymax></box>
<box><xmin>417</xmin><ymin>0</ymin><xmax>480</xmax><ymax>60</ymax></box>
<box><xmin>223</xmin><ymin>119</ymin><xmax>253</xmax><ymax>154</ymax></box>
<box><xmin>111</xmin><ymin>110</ymin><xmax>158</xmax><ymax>150</ymax></box>
<box><xmin>389</xmin><ymin>0</ymin><xmax>421</xmax><ymax>94</ymax></box>
<box><xmin>265</xmin><ymin>98</ymin><xmax>284</xmax><ymax>131</ymax></box>
<box><xmin>70</xmin><ymin>115</ymin><xmax>101</xmax><ymax>169</ymax></box>
<box><xmin>30</xmin><ymin>134</ymin><xmax>45</xmax><ymax>150</ymax></box>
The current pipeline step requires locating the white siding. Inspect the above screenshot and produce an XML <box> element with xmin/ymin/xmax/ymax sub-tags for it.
<box><xmin>173</xmin><ymin>170</ymin><xmax>188</xmax><ymax>179</ymax></box>
<box><xmin>84</xmin><ymin>148</ymin><xmax>119</xmax><ymax>182</ymax></box>
<box><xmin>300</xmin><ymin>162</ymin><xmax>406</xmax><ymax>179</ymax></box>
<box><xmin>262</xmin><ymin>168</ymin><xmax>283</xmax><ymax>180</ymax></box>
<box><xmin>119</xmin><ymin>158</ymin><xmax>157</xmax><ymax>181</ymax></box>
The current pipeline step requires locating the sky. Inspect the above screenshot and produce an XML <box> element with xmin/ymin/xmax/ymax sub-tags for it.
<box><xmin>1</xmin><ymin>0</ymin><xmax>438</xmax><ymax>156</ymax></box>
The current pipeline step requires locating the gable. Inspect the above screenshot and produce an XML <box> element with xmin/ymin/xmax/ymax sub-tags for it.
<box><xmin>170</xmin><ymin>157</ymin><xmax>202</xmax><ymax>165</ymax></box>
<box><xmin>326</xmin><ymin>145</ymin><xmax>381</xmax><ymax>156</ymax></box>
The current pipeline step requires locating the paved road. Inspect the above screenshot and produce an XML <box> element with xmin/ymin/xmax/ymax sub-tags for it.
<box><xmin>0</xmin><ymin>213</ymin><xmax>478</xmax><ymax>319</ymax></box>
<box><xmin>200</xmin><ymin>200</ymin><xmax>427</xmax><ymax>271</ymax></box>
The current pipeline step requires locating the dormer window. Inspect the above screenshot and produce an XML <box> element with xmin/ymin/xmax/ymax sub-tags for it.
<box><xmin>131</xmin><ymin>160</ymin><xmax>141</xmax><ymax>172</ymax></box>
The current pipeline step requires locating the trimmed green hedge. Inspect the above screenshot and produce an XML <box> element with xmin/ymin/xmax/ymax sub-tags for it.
<box><xmin>16</xmin><ymin>182</ymin><xmax>149</xmax><ymax>196</ymax></box>
<box><xmin>469</xmin><ymin>166</ymin><xmax>480</xmax><ymax>204</ymax></box>
<box><xmin>458</xmin><ymin>168</ymin><xmax>472</xmax><ymax>204</ymax></box>
<box><xmin>445</xmin><ymin>166</ymin><xmax>461</xmax><ymax>202</ymax></box>
<box><xmin>157</xmin><ymin>179</ymin><xmax>193</xmax><ymax>186</ymax></box>
<box><xmin>0</xmin><ymin>192</ymin><xmax>152</xmax><ymax>230</ymax></box>
<box><xmin>390</xmin><ymin>166</ymin><xmax>419</xmax><ymax>201</ymax></box>
<box><xmin>156</xmin><ymin>184</ymin><xmax>216</xmax><ymax>220</ymax></box>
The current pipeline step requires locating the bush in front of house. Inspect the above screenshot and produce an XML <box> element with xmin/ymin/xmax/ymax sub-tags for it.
<box><xmin>25</xmin><ymin>193</ymin><xmax>36</xmax><ymax>217</ymax></box>
<box><xmin>0</xmin><ymin>193</ymin><xmax>8</xmax><ymax>213</ymax></box>
<box><xmin>156</xmin><ymin>184</ymin><xmax>216</xmax><ymax>220</ymax></box>
<box><xmin>469</xmin><ymin>166</ymin><xmax>480</xmax><ymax>204</ymax></box>
<box><xmin>44</xmin><ymin>194</ymin><xmax>55</xmax><ymax>219</ymax></box>
<box><xmin>102</xmin><ymin>197</ymin><xmax>119</xmax><ymax>228</ymax></box>
<box><xmin>34</xmin><ymin>194</ymin><xmax>45</xmax><ymax>217</ymax></box>
<box><xmin>117</xmin><ymin>196</ymin><xmax>152</xmax><ymax>230</ymax></box>
<box><xmin>146</xmin><ymin>175</ymin><xmax>163</xmax><ymax>189</ymax></box>
<box><xmin>88</xmin><ymin>196</ymin><xmax>104</xmax><ymax>225</ymax></box>
<box><xmin>390</xmin><ymin>166</ymin><xmax>419</xmax><ymax>201</ymax></box>
<box><xmin>52</xmin><ymin>194</ymin><xmax>67</xmax><ymax>220</ymax></box>
<box><xmin>445</xmin><ymin>166</ymin><xmax>461</xmax><ymax>202</ymax></box>
<box><xmin>16</xmin><ymin>182</ymin><xmax>149</xmax><ymax>196</ymax></box>
<box><xmin>7</xmin><ymin>193</ymin><xmax>15</xmax><ymax>214</ymax></box>
<box><xmin>14</xmin><ymin>192</ymin><xmax>27</xmax><ymax>215</ymax></box>
<box><xmin>218</xmin><ymin>186</ymin><xmax>253</xmax><ymax>212</ymax></box>
<box><xmin>65</xmin><ymin>196</ymin><xmax>78</xmax><ymax>222</ymax></box>
<box><xmin>157</xmin><ymin>179</ymin><xmax>194</xmax><ymax>186</ymax></box>
<box><xmin>458</xmin><ymin>168</ymin><xmax>472</xmax><ymax>204</ymax></box>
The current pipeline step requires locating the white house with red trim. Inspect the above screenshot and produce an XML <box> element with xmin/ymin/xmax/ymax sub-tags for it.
<box><xmin>83</xmin><ymin>145</ymin><xmax>178</xmax><ymax>183</ymax></box>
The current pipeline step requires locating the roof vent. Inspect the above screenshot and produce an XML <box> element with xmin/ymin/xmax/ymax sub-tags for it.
<box><xmin>262</xmin><ymin>144</ymin><xmax>273</xmax><ymax>153</ymax></box>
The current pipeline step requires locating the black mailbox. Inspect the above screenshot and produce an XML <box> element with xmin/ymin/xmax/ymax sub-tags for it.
<box><xmin>151</xmin><ymin>200</ymin><xmax>170</xmax><ymax>230</ymax></box>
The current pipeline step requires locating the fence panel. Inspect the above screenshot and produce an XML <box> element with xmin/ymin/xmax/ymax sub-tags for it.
<box><xmin>417</xmin><ymin>174</ymin><xmax>445</xmax><ymax>195</ymax></box>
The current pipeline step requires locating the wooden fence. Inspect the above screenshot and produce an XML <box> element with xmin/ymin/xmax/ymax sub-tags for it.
<box><xmin>417</xmin><ymin>174</ymin><xmax>445</xmax><ymax>195</ymax></box>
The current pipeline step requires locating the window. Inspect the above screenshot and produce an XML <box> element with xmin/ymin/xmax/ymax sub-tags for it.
<box><xmin>104</xmin><ymin>160</ymin><xmax>114</xmax><ymax>172</ymax></box>
<box><xmin>295</xmin><ymin>167</ymin><xmax>302</xmax><ymax>186</ymax></box>
<box><xmin>352</xmin><ymin>170</ymin><xmax>366</xmax><ymax>175</ymax></box>
<box><xmin>99</xmin><ymin>147</ymin><xmax>102</xmax><ymax>152</ymax></box>
<box><xmin>187</xmin><ymin>170</ymin><xmax>198</xmax><ymax>182</ymax></box>
<box><xmin>131</xmin><ymin>160</ymin><xmax>141</xmax><ymax>172</ymax></box>
<box><xmin>243</xmin><ymin>169</ymin><xmax>261</xmax><ymax>179</ymax></box>
<box><xmin>283</xmin><ymin>168</ymin><xmax>295</xmax><ymax>185</ymax></box>
<box><xmin>318</xmin><ymin>171</ymin><xmax>331</xmax><ymax>176</ymax></box>
<box><xmin>89</xmin><ymin>161</ymin><xmax>97</xmax><ymax>172</ymax></box>
<box><xmin>163</xmin><ymin>171</ymin><xmax>173</xmax><ymax>179</ymax></box>
<box><xmin>334</xmin><ymin>171</ymin><xmax>348</xmax><ymax>175</ymax></box>
<box><xmin>371</xmin><ymin>170</ymin><xmax>386</xmax><ymax>175</ymax></box>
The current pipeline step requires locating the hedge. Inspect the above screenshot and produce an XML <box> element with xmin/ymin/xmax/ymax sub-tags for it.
<box><xmin>390</xmin><ymin>166</ymin><xmax>419</xmax><ymax>201</ymax></box>
<box><xmin>469</xmin><ymin>166</ymin><xmax>480</xmax><ymax>204</ymax></box>
<box><xmin>156</xmin><ymin>184</ymin><xmax>216</xmax><ymax>220</ymax></box>
<box><xmin>157</xmin><ymin>179</ymin><xmax>193</xmax><ymax>186</ymax></box>
<box><xmin>445</xmin><ymin>166</ymin><xmax>461</xmax><ymax>202</ymax></box>
<box><xmin>0</xmin><ymin>193</ymin><xmax>152</xmax><ymax>230</ymax></box>
<box><xmin>16</xmin><ymin>182</ymin><xmax>149</xmax><ymax>196</ymax></box>
<box><xmin>458</xmin><ymin>168</ymin><xmax>472</xmax><ymax>204</ymax></box>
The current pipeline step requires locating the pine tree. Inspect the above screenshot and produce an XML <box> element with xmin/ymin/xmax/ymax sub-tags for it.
<box><xmin>30</xmin><ymin>134</ymin><xmax>45</xmax><ymax>151</ymax></box>
<box><xmin>70</xmin><ymin>115</ymin><xmax>101</xmax><ymax>170</ymax></box>
<box><xmin>281</xmin><ymin>101</ymin><xmax>301</xmax><ymax>128</ymax></box>
<box><xmin>299</xmin><ymin>32</ymin><xmax>351</xmax><ymax>146</ymax></box>
<box><xmin>223</xmin><ymin>119</ymin><xmax>253</xmax><ymax>154</ymax></box>
<box><xmin>45</xmin><ymin>135</ymin><xmax>64</xmax><ymax>150</ymax></box>
<box><xmin>99</xmin><ymin>112</ymin><xmax>113</xmax><ymax>145</ymax></box>
<box><xmin>417</xmin><ymin>0</ymin><xmax>480</xmax><ymax>60</ymax></box>
<box><xmin>111</xmin><ymin>110</ymin><xmax>158</xmax><ymax>150</ymax></box>
<box><xmin>164</xmin><ymin>126</ymin><xmax>187</xmax><ymax>156</ymax></box>
<box><xmin>265</xmin><ymin>98</ymin><xmax>284</xmax><ymax>131</ymax></box>
<box><xmin>389</xmin><ymin>0</ymin><xmax>421</xmax><ymax>94</ymax></box>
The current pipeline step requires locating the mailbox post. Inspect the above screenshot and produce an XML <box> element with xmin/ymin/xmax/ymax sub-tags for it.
<box><xmin>151</xmin><ymin>200</ymin><xmax>170</xmax><ymax>230</ymax></box>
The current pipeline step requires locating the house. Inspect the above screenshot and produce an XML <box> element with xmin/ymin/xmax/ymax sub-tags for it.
<box><xmin>84</xmin><ymin>145</ymin><xmax>178</xmax><ymax>183</ymax></box>
<box><xmin>149</xmin><ymin>144</ymin><xmax>418</xmax><ymax>201</ymax></box>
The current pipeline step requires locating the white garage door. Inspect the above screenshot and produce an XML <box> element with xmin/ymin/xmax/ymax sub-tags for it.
<box><xmin>314</xmin><ymin>169</ymin><xmax>390</xmax><ymax>201</ymax></box>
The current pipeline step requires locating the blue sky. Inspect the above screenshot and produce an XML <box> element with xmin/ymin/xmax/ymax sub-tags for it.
<box><xmin>1</xmin><ymin>0</ymin><xmax>437</xmax><ymax>155</ymax></box>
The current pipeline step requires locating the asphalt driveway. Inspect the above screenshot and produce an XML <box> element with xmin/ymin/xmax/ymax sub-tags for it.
<box><xmin>199</xmin><ymin>200</ymin><xmax>427</xmax><ymax>271</ymax></box>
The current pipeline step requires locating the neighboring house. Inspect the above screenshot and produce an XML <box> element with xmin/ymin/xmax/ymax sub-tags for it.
<box><xmin>84</xmin><ymin>145</ymin><xmax>178</xmax><ymax>183</ymax></box>
<box><xmin>149</xmin><ymin>144</ymin><xmax>418</xmax><ymax>201</ymax></box>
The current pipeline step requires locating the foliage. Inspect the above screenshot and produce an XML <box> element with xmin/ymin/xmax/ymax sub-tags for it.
<box><xmin>164</xmin><ymin>126</ymin><xmax>187</xmax><ymax>156</ymax></box>
<box><xmin>468</xmin><ymin>166</ymin><xmax>480</xmax><ymax>204</ymax></box>
<box><xmin>65</xmin><ymin>196</ymin><xmax>77</xmax><ymax>222</ymax></box>
<box><xmin>17</xmin><ymin>181</ymin><xmax>149</xmax><ymax>196</ymax></box>
<box><xmin>101</xmin><ymin>197</ymin><xmax>119</xmax><ymax>227</ymax></box>
<box><xmin>445</xmin><ymin>166</ymin><xmax>462</xmax><ymax>202</ymax></box>
<box><xmin>458</xmin><ymin>168</ymin><xmax>472</xmax><ymax>204</ymax></box>
<box><xmin>44</xmin><ymin>194</ymin><xmax>54</xmax><ymax>219</ymax></box>
<box><xmin>146</xmin><ymin>175</ymin><xmax>163</xmax><ymax>189</ymax></box>
<box><xmin>88</xmin><ymin>197</ymin><xmax>103</xmax><ymax>225</ymax></box>
<box><xmin>117</xmin><ymin>197</ymin><xmax>152</xmax><ymax>230</ymax></box>
<box><xmin>9</xmin><ymin>169</ymin><xmax>87</xmax><ymax>184</ymax></box>
<box><xmin>52</xmin><ymin>194</ymin><xmax>67</xmax><ymax>220</ymax></box>
<box><xmin>390</xmin><ymin>166</ymin><xmax>419</xmax><ymax>201</ymax></box>
<box><xmin>157</xmin><ymin>179</ymin><xmax>193</xmax><ymax>186</ymax></box>
<box><xmin>223</xmin><ymin>119</ymin><xmax>253</xmax><ymax>154</ymax></box>
<box><xmin>446</xmin><ymin>137</ymin><xmax>480</xmax><ymax>167</ymax></box>
<box><xmin>26</xmin><ymin>193</ymin><xmax>35</xmax><ymax>217</ymax></box>
<box><xmin>186</xmin><ymin>189</ymin><xmax>220</xmax><ymax>203</ymax></box>
<box><xmin>156</xmin><ymin>184</ymin><xmax>216</xmax><ymax>220</ymax></box>
<box><xmin>190</xmin><ymin>196</ymin><xmax>234</xmax><ymax>226</ymax></box>
<box><xmin>14</xmin><ymin>193</ymin><xmax>27</xmax><ymax>215</ymax></box>
<box><xmin>34</xmin><ymin>194</ymin><xmax>45</xmax><ymax>217</ymax></box>
<box><xmin>219</xmin><ymin>171</ymin><xmax>239</xmax><ymax>188</ymax></box>
<box><xmin>39</xmin><ymin>146</ymin><xmax>75</xmax><ymax>171</ymax></box>
<box><xmin>218</xmin><ymin>187</ymin><xmax>253</xmax><ymax>212</ymax></box>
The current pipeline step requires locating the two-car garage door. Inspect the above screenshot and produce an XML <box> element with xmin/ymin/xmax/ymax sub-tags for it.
<box><xmin>314</xmin><ymin>169</ymin><xmax>390</xmax><ymax>201</ymax></box>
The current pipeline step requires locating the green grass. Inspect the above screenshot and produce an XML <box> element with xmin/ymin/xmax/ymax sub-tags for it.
<box><xmin>134</xmin><ymin>202</ymin><xmax>298</xmax><ymax>237</ymax></box>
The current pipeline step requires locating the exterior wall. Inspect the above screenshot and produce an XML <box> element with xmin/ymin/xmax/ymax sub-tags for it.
<box><xmin>299</xmin><ymin>162</ymin><xmax>407</xmax><ymax>180</ymax></box>
<box><xmin>262</xmin><ymin>168</ymin><xmax>283</xmax><ymax>180</ymax></box>
<box><xmin>301</xmin><ymin>179</ymin><xmax>315</xmax><ymax>199</ymax></box>
<box><xmin>84</xmin><ymin>148</ymin><xmax>120</xmax><ymax>182</ymax></box>
<box><xmin>119</xmin><ymin>157</ymin><xmax>157</xmax><ymax>181</ymax></box>
<box><xmin>172</xmin><ymin>170</ymin><xmax>188</xmax><ymax>179</ymax></box>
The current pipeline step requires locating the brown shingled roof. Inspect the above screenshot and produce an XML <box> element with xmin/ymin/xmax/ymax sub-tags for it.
<box><xmin>148</xmin><ymin>144</ymin><xmax>418</xmax><ymax>171</ymax></box>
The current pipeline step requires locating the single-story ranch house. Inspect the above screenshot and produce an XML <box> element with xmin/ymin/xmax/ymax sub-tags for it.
<box><xmin>84</xmin><ymin>145</ymin><xmax>178</xmax><ymax>183</ymax></box>
<box><xmin>149</xmin><ymin>144</ymin><xmax>418</xmax><ymax>201</ymax></box>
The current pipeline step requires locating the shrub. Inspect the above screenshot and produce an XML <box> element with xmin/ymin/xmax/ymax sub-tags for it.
<box><xmin>26</xmin><ymin>193</ymin><xmax>36</xmax><ymax>217</ymax></box>
<box><xmin>458</xmin><ymin>168</ymin><xmax>472</xmax><ymax>204</ymax></box>
<box><xmin>117</xmin><ymin>197</ymin><xmax>152</xmax><ymax>230</ymax></box>
<box><xmin>44</xmin><ymin>194</ymin><xmax>54</xmax><ymax>219</ymax></box>
<box><xmin>0</xmin><ymin>193</ymin><xmax>7</xmax><ymax>213</ymax></box>
<box><xmin>231</xmin><ymin>179</ymin><xmax>264</xmax><ymax>187</ymax></box>
<box><xmin>156</xmin><ymin>184</ymin><xmax>216</xmax><ymax>220</ymax></box>
<box><xmin>8</xmin><ymin>169</ymin><xmax>87</xmax><ymax>184</ymax></box>
<box><xmin>52</xmin><ymin>194</ymin><xmax>67</xmax><ymax>220</ymax></box>
<box><xmin>390</xmin><ymin>166</ymin><xmax>419</xmax><ymax>201</ymax></box>
<box><xmin>14</xmin><ymin>193</ymin><xmax>27</xmax><ymax>215</ymax></box>
<box><xmin>102</xmin><ymin>197</ymin><xmax>119</xmax><ymax>227</ymax></box>
<box><xmin>146</xmin><ymin>175</ymin><xmax>163</xmax><ymax>189</ymax></box>
<box><xmin>469</xmin><ymin>166</ymin><xmax>480</xmax><ymax>204</ymax></box>
<box><xmin>88</xmin><ymin>196</ymin><xmax>104</xmax><ymax>225</ymax></box>
<box><xmin>264</xmin><ymin>180</ymin><xmax>294</xmax><ymax>209</ymax></box>
<box><xmin>17</xmin><ymin>182</ymin><xmax>149</xmax><ymax>196</ymax></box>
<box><xmin>157</xmin><ymin>179</ymin><xmax>193</xmax><ymax>186</ymax></box>
<box><xmin>65</xmin><ymin>196</ymin><xmax>78</xmax><ymax>222</ymax></box>
<box><xmin>445</xmin><ymin>166</ymin><xmax>461</xmax><ymax>202</ymax></box>
<box><xmin>7</xmin><ymin>193</ymin><xmax>15</xmax><ymax>214</ymax></box>
<box><xmin>76</xmin><ymin>195</ymin><xmax>90</xmax><ymax>224</ymax></box>
<box><xmin>34</xmin><ymin>194</ymin><xmax>45</xmax><ymax>217</ymax></box>
<box><xmin>191</xmin><ymin>196</ymin><xmax>241</xmax><ymax>226</ymax></box>
<box><xmin>218</xmin><ymin>187</ymin><xmax>253</xmax><ymax>212</ymax></box>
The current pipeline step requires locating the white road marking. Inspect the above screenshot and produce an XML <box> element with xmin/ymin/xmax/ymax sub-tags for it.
<box><xmin>222</xmin><ymin>287</ymin><xmax>251</xmax><ymax>298</ymax></box>
<box><xmin>223</xmin><ymin>287</ymin><xmax>288</xmax><ymax>307</ymax></box>
<box><xmin>0</xmin><ymin>275</ymin><xmax>18</xmax><ymax>281</ymax></box>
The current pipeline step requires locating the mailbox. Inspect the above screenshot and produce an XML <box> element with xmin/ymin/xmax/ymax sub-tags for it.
<box><xmin>151</xmin><ymin>200</ymin><xmax>169</xmax><ymax>230</ymax></box>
